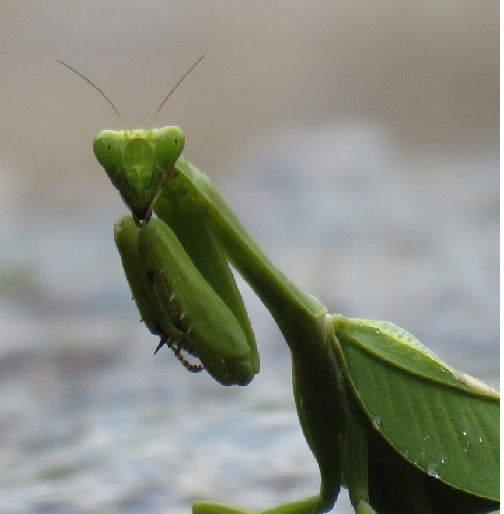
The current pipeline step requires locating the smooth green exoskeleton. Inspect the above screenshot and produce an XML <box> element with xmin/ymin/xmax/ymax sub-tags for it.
<box><xmin>60</xmin><ymin>59</ymin><xmax>498</xmax><ymax>514</ymax></box>
<box><xmin>94</xmin><ymin>126</ymin><xmax>185</xmax><ymax>221</ymax></box>
<box><xmin>331</xmin><ymin>315</ymin><xmax>499</xmax><ymax>512</ymax></box>
<box><xmin>97</xmin><ymin>127</ymin><xmax>259</xmax><ymax>382</ymax></box>
<box><xmin>114</xmin><ymin>215</ymin><xmax>163</xmax><ymax>334</ymax></box>
<box><xmin>114</xmin><ymin>215</ymin><xmax>204</xmax><ymax>373</ymax></box>
<box><xmin>153</xmin><ymin>159</ymin><xmax>260</xmax><ymax>374</ymax></box>
<box><xmin>59</xmin><ymin>58</ymin><xmax>259</xmax><ymax>382</ymax></box>
<box><xmin>191</xmin><ymin>315</ymin><xmax>498</xmax><ymax>514</ymax></box>
<box><xmin>115</xmin><ymin>214</ymin><xmax>256</xmax><ymax>386</ymax></box>
<box><xmin>141</xmin><ymin>216</ymin><xmax>256</xmax><ymax>385</ymax></box>
<box><xmin>151</xmin><ymin>158</ymin><xmax>499</xmax><ymax>514</ymax></box>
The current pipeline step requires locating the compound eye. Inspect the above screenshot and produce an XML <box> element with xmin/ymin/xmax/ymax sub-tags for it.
<box><xmin>93</xmin><ymin>131</ymin><xmax>122</xmax><ymax>174</ymax></box>
<box><xmin>155</xmin><ymin>126</ymin><xmax>185</xmax><ymax>170</ymax></box>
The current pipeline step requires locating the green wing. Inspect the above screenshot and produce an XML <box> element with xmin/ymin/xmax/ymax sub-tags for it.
<box><xmin>332</xmin><ymin>315</ymin><xmax>499</xmax><ymax>506</ymax></box>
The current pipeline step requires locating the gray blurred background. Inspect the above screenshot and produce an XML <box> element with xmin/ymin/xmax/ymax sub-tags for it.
<box><xmin>0</xmin><ymin>1</ymin><xmax>498</xmax><ymax>513</ymax></box>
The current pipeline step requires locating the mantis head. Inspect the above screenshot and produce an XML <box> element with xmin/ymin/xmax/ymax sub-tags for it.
<box><xmin>93</xmin><ymin>127</ymin><xmax>185</xmax><ymax>221</ymax></box>
<box><xmin>58</xmin><ymin>57</ymin><xmax>203</xmax><ymax>221</ymax></box>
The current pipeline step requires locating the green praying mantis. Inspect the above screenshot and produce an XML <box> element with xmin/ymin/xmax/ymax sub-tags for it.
<box><xmin>59</xmin><ymin>59</ymin><xmax>499</xmax><ymax>514</ymax></box>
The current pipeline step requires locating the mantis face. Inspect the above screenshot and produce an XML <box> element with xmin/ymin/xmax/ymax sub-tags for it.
<box><xmin>93</xmin><ymin>126</ymin><xmax>185</xmax><ymax>221</ymax></box>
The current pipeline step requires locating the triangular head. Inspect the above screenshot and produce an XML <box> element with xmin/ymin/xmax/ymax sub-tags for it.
<box><xmin>93</xmin><ymin>126</ymin><xmax>185</xmax><ymax>221</ymax></box>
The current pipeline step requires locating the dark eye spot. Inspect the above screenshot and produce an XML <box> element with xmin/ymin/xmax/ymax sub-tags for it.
<box><xmin>146</xmin><ymin>270</ymin><xmax>155</xmax><ymax>284</ymax></box>
<box><xmin>174</xmin><ymin>139</ymin><xmax>178</xmax><ymax>144</ymax></box>
<box><xmin>107</xmin><ymin>144</ymin><xmax>111</xmax><ymax>150</ymax></box>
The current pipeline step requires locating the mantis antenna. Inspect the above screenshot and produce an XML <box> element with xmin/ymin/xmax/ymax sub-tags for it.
<box><xmin>153</xmin><ymin>55</ymin><xmax>205</xmax><ymax>118</ymax></box>
<box><xmin>58</xmin><ymin>56</ymin><xmax>204</xmax><ymax>125</ymax></box>
<box><xmin>57</xmin><ymin>60</ymin><xmax>123</xmax><ymax>122</ymax></box>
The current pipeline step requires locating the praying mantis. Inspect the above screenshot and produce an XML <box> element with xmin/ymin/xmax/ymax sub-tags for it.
<box><xmin>59</xmin><ymin>59</ymin><xmax>499</xmax><ymax>514</ymax></box>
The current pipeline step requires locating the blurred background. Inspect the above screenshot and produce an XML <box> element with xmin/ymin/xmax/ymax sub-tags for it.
<box><xmin>0</xmin><ymin>1</ymin><xmax>498</xmax><ymax>513</ymax></box>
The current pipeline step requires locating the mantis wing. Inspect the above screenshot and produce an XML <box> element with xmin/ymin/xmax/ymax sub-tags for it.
<box><xmin>332</xmin><ymin>314</ymin><xmax>499</xmax><ymax>512</ymax></box>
